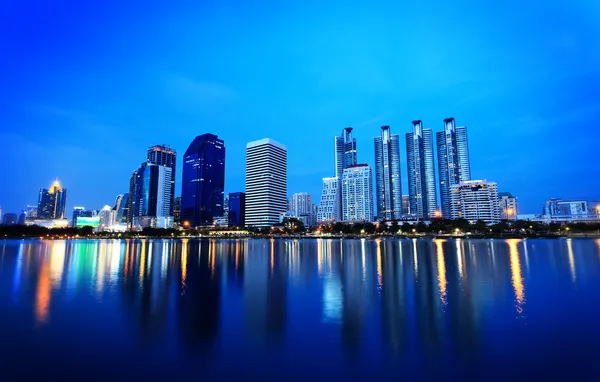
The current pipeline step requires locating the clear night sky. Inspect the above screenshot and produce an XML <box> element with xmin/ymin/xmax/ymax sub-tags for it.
<box><xmin>1</xmin><ymin>1</ymin><xmax>599</xmax><ymax>215</ymax></box>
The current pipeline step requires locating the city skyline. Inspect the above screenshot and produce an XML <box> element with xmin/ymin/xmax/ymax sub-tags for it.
<box><xmin>1</xmin><ymin>2</ymin><xmax>599</xmax><ymax>214</ymax></box>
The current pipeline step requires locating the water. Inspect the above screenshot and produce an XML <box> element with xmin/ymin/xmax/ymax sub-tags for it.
<box><xmin>1</xmin><ymin>238</ymin><xmax>600</xmax><ymax>381</ymax></box>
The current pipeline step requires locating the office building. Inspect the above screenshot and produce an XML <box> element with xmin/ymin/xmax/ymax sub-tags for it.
<box><xmin>374</xmin><ymin>125</ymin><xmax>402</xmax><ymax>220</ymax></box>
<box><xmin>131</xmin><ymin>162</ymin><xmax>173</xmax><ymax>228</ymax></box>
<box><xmin>2</xmin><ymin>213</ymin><xmax>17</xmax><ymax>225</ymax></box>
<box><xmin>290</xmin><ymin>192</ymin><xmax>313</xmax><ymax>216</ymax></box>
<box><xmin>18</xmin><ymin>211</ymin><xmax>26</xmax><ymax>225</ymax></box>
<box><xmin>147</xmin><ymin>145</ymin><xmax>176</xmax><ymax>215</ymax></box>
<box><xmin>116</xmin><ymin>193</ymin><xmax>129</xmax><ymax>223</ymax></box>
<box><xmin>437</xmin><ymin>118</ymin><xmax>471</xmax><ymax>218</ymax></box>
<box><xmin>449</xmin><ymin>180</ymin><xmax>500</xmax><ymax>224</ymax></box>
<box><xmin>317</xmin><ymin>177</ymin><xmax>341</xmax><ymax>223</ymax></box>
<box><xmin>213</xmin><ymin>194</ymin><xmax>230</xmax><ymax>226</ymax></box>
<box><xmin>173</xmin><ymin>196</ymin><xmax>181</xmax><ymax>224</ymax></box>
<box><xmin>228</xmin><ymin>192</ymin><xmax>246</xmax><ymax>227</ymax></box>
<box><xmin>99</xmin><ymin>205</ymin><xmax>117</xmax><ymax>231</ymax></box>
<box><xmin>498</xmin><ymin>192</ymin><xmax>518</xmax><ymax>220</ymax></box>
<box><xmin>37</xmin><ymin>179</ymin><xmax>67</xmax><ymax>219</ymax></box>
<box><xmin>406</xmin><ymin>121</ymin><xmax>437</xmax><ymax>218</ymax></box>
<box><xmin>72</xmin><ymin>206</ymin><xmax>85</xmax><ymax>227</ymax></box>
<box><xmin>543</xmin><ymin>199</ymin><xmax>589</xmax><ymax>218</ymax></box>
<box><xmin>335</xmin><ymin>127</ymin><xmax>357</xmax><ymax>178</ymax></box>
<box><xmin>245</xmin><ymin>138</ymin><xmax>287</xmax><ymax>227</ymax></box>
<box><xmin>127</xmin><ymin>170</ymin><xmax>138</xmax><ymax>227</ymax></box>
<box><xmin>402</xmin><ymin>195</ymin><xmax>410</xmax><ymax>216</ymax></box>
<box><xmin>341</xmin><ymin>164</ymin><xmax>373</xmax><ymax>222</ymax></box>
<box><xmin>0</xmin><ymin>207</ymin><xmax>2</xmax><ymax>223</ymax></box>
<box><xmin>181</xmin><ymin>134</ymin><xmax>225</xmax><ymax>227</ymax></box>
<box><xmin>25</xmin><ymin>205</ymin><xmax>37</xmax><ymax>220</ymax></box>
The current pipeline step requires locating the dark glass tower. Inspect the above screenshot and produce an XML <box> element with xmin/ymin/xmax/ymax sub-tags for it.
<box><xmin>147</xmin><ymin>145</ymin><xmax>176</xmax><ymax>215</ymax></box>
<box><xmin>228</xmin><ymin>192</ymin><xmax>246</xmax><ymax>227</ymax></box>
<box><xmin>37</xmin><ymin>180</ymin><xmax>67</xmax><ymax>219</ymax></box>
<box><xmin>181</xmin><ymin>134</ymin><xmax>226</xmax><ymax>227</ymax></box>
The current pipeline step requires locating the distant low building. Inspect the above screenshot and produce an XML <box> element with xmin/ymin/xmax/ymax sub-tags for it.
<box><xmin>2</xmin><ymin>213</ymin><xmax>17</xmax><ymax>225</ymax></box>
<box><xmin>228</xmin><ymin>192</ymin><xmax>246</xmax><ymax>227</ymax></box>
<box><xmin>543</xmin><ymin>198</ymin><xmax>589</xmax><ymax>218</ymax></box>
<box><xmin>498</xmin><ymin>192</ymin><xmax>518</xmax><ymax>220</ymax></box>
<box><xmin>449</xmin><ymin>180</ymin><xmax>500</xmax><ymax>224</ymax></box>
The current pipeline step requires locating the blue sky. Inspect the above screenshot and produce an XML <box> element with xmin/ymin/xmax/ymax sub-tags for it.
<box><xmin>1</xmin><ymin>0</ymin><xmax>599</xmax><ymax>215</ymax></box>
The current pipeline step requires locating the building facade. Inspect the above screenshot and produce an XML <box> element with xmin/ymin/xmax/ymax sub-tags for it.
<box><xmin>374</xmin><ymin>125</ymin><xmax>402</xmax><ymax>220</ymax></box>
<box><xmin>290</xmin><ymin>192</ymin><xmax>313</xmax><ymax>216</ymax></box>
<box><xmin>317</xmin><ymin>177</ymin><xmax>341</xmax><ymax>223</ymax></box>
<box><xmin>131</xmin><ymin>162</ymin><xmax>173</xmax><ymax>228</ymax></box>
<box><xmin>147</xmin><ymin>145</ymin><xmax>177</xmax><ymax>215</ymax></box>
<box><xmin>228</xmin><ymin>192</ymin><xmax>246</xmax><ymax>227</ymax></box>
<box><xmin>335</xmin><ymin>127</ymin><xmax>357</xmax><ymax>178</ymax></box>
<box><xmin>341</xmin><ymin>164</ymin><xmax>373</xmax><ymax>222</ymax></box>
<box><xmin>498</xmin><ymin>192</ymin><xmax>518</xmax><ymax>220</ymax></box>
<box><xmin>245</xmin><ymin>138</ymin><xmax>287</xmax><ymax>227</ymax></box>
<box><xmin>181</xmin><ymin>134</ymin><xmax>226</xmax><ymax>227</ymax></box>
<box><xmin>449</xmin><ymin>180</ymin><xmax>500</xmax><ymax>224</ymax></box>
<box><xmin>401</xmin><ymin>195</ymin><xmax>410</xmax><ymax>216</ymax></box>
<box><xmin>37</xmin><ymin>180</ymin><xmax>67</xmax><ymax>220</ymax></box>
<box><xmin>406</xmin><ymin>121</ymin><xmax>437</xmax><ymax>218</ymax></box>
<box><xmin>2</xmin><ymin>213</ymin><xmax>17</xmax><ymax>225</ymax></box>
<box><xmin>543</xmin><ymin>199</ymin><xmax>589</xmax><ymax>218</ymax></box>
<box><xmin>436</xmin><ymin>118</ymin><xmax>471</xmax><ymax>218</ymax></box>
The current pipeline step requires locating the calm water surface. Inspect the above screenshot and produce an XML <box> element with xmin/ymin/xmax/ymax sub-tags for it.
<box><xmin>1</xmin><ymin>238</ymin><xmax>600</xmax><ymax>380</ymax></box>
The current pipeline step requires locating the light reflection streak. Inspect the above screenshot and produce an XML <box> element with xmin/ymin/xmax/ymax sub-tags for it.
<box><xmin>317</xmin><ymin>239</ymin><xmax>323</xmax><ymax>276</ymax></box>
<box><xmin>507</xmin><ymin>239</ymin><xmax>525</xmax><ymax>316</ymax></box>
<box><xmin>566</xmin><ymin>239</ymin><xmax>576</xmax><ymax>283</ymax></box>
<box><xmin>211</xmin><ymin>240</ymin><xmax>216</xmax><ymax>279</ymax></box>
<box><xmin>35</xmin><ymin>252</ymin><xmax>51</xmax><ymax>324</ymax></box>
<box><xmin>456</xmin><ymin>239</ymin><xmax>464</xmax><ymax>280</ymax></box>
<box><xmin>50</xmin><ymin>241</ymin><xmax>66</xmax><ymax>288</ymax></box>
<box><xmin>412</xmin><ymin>239</ymin><xmax>418</xmax><ymax>277</ymax></box>
<box><xmin>435</xmin><ymin>239</ymin><xmax>448</xmax><ymax>305</ymax></box>
<box><xmin>270</xmin><ymin>239</ymin><xmax>275</xmax><ymax>273</ymax></box>
<box><xmin>361</xmin><ymin>239</ymin><xmax>366</xmax><ymax>281</ymax></box>
<box><xmin>181</xmin><ymin>239</ymin><xmax>188</xmax><ymax>295</ymax></box>
<box><xmin>376</xmin><ymin>239</ymin><xmax>382</xmax><ymax>290</ymax></box>
<box><xmin>139</xmin><ymin>240</ymin><xmax>146</xmax><ymax>285</ymax></box>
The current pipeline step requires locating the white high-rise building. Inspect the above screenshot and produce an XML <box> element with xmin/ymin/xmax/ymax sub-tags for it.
<box><xmin>449</xmin><ymin>180</ymin><xmax>500</xmax><ymax>224</ymax></box>
<box><xmin>317</xmin><ymin>177</ymin><xmax>341</xmax><ymax>223</ymax></box>
<box><xmin>342</xmin><ymin>164</ymin><xmax>373</xmax><ymax>222</ymax></box>
<box><xmin>374</xmin><ymin>125</ymin><xmax>402</xmax><ymax>220</ymax></box>
<box><xmin>290</xmin><ymin>192</ymin><xmax>312</xmax><ymax>216</ymax></box>
<box><xmin>245</xmin><ymin>138</ymin><xmax>287</xmax><ymax>227</ymax></box>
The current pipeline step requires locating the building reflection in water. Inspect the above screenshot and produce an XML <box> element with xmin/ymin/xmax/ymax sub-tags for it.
<box><xmin>11</xmin><ymin>236</ymin><xmax>600</xmax><ymax>364</ymax></box>
<box><xmin>507</xmin><ymin>239</ymin><xmax>526</xmax><ymax>316</ymax></box>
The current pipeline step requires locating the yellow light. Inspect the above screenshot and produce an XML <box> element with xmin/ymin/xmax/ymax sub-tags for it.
<box><xmin>507</xmin><ymin>208</ymin><xmax>514</xmax><ymax>216</ymax></box>
<box><xmin>435</xmin><ymin>210</ymin><xmax>441</xmax><ymax>218</ymax></box>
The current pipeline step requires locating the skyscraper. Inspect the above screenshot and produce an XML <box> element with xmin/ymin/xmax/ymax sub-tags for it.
<box><xmin>127</xmin><ymin>170</ymin><xmax>138</xmax><ymax>227</ymax></box>
<box><xmin>406</xmin><ymin>121</ymin><xmax>437</xmax><ymax>219</ymax></box>
<box><xmin>335</xmin><ymin>127</ymin><xmax>357</xmax><ymax>178</ymax></box>
<box><xmin>116</xmin><ymin>193</ymin><xmax>129</xmax><ymax>223</ymax></box>
<box><xmin>374</xmin><ymin>125</ymin><xmax>402</xmax><ymax>220</ymax></box>
<box><xmin>147</xmin><ymin>145</ymin><xmax>177</xmax><ymax>215</ymax></box>
<box><xmin>245</xmin><ymin>138</ymin><xmax>287</xmax><ymax>227</ymax></box>
<box><xmin>289</xmin><ymin>192</ymin><xmax>313</xmax><ymax>216</ymax></box>
<box><xmin>317</xmin><ymin>177</ymin><xmax>341</xmax><ymax>223</ymax></box>
<box><xmin>37</xmin><ymin>179</ymin><xmax>67</xmax><ymax>219</ymax></box>
<box><xmin>449</xmin><ymin>180</ymin><xmax>500</xmax><ymax>224</ymax></box>
<box><xmin>401</xmin><ymin>195</ymin><xmax>410</xmax><ymax>216</ymax></box>
<box><xmin>181</xmin><ymin>134</ymin><xmax>225</xmax><ymax>227</ymax></box>
<box><xmin>437</xmin><ymin>118</ymin><xmax>471</xmax><ymax>218</ymax></box>
<box><xmin>341</xmin><ymin>164</ymin><xmax>373</xmax><ymax>222</ymax></box>
<box><xmin>228</xmin><ymin>192</ymin><xmax>246</xmax><ymax>227</ymax></box>
<box><xmin>131</xmin><ymin>162</ymin><xmax>173</xmax><ymax>228</ymax></box>
<box><xmin>72</xmin><ymin>206</ymin><xmax>85</xmax><ymax>227</ymax></box>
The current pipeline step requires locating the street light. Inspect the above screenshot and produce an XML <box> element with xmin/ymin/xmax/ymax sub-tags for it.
<box><xmin>434</xmin><ymin>210</ymin><xmax>441</xmax><ymax>218</ymax></box>
<box><xmin>506</xmin><ymin>208</ymin><xmax>514</xmax><ymax>219</ymax></box>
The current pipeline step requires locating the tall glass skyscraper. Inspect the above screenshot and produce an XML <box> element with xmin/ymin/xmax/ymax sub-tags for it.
<box><xmin>334</xmin><ymin>127</ymin><xmax>357</xmax><ymax>178</ymax></box>
<box><xmin>37</xmin><ymin>180</ymin><xmax>67</xmax><ymax>219</ymax></box>
<box><xmin>245</xmin><ymin>138</ymin><xmax>287</xmax><ymax>227</ymax></box>
<box><xmin>181</xmin><ymin>134</ymin><xmax>225</xmax><ymax>227</ymax></box>
<box><xmin>147</xmin><ymin>145</ymin><xmax>176</xmax><ymax>215</ymax></box>
<box><xmin>436</xmin><ymin>118</ymin><xmax>471</xmax><ymax>218</ymax></box>
<box><xmin>374</xmin><ymin>125</ymin><xmax>402</xmax><ymax>220</ymax></box>
<box><xmin>228</xmin><ymin>192</ymin><xmax>246</xmax><ymax>227</ymax></box>
<box><xmin>406</xmin><ymin>120</ymin><xmax>437</xmax><ymax>219</ymax></box>
<box><xmin>132</xmin><ymin>162</ymin><xmax>173</xmax><ymax>225</ymax></box>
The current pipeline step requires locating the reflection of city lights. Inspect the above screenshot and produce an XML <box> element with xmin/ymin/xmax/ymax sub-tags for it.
<box><xmin>317</xmin><ymin>239</ymin><xmax>323</xmax><ymax>276</ymax></box>
<box><xmin>456</xmin><ymin>239</ymin><xmax>464</xmax><ymax>280</ymax></box>
<box><xmin>566</xmin><ymin>239</ymin><xmax>576</xmax><ymax>282</ymax></box>
<box><xmin>376</xmin><ymin>239</ymin><xmax>383</xmax><ymax>291</ymax></box>
<box><xmin>412</xmin><ymin>239</ymin><xmax>418</xmax><ymax>276</ymax></box>
<box><xmin>35</xmin><ymin>258</ymin><xmax>51</xmax><ymax>324</ymax></box>
<box><xmin>507</xmin><ymin>239</ymin><xmax>525</xmax><ymax>315</ymax></box>
<box><xmin>181</xmin><ymin>239</ymin><xmax>188</xmax><ymax>295</ymax></box>
<box><xmin>435</xmin><ymin>240</ymin><xmax>448</xmax><ymax>305</ymax></box>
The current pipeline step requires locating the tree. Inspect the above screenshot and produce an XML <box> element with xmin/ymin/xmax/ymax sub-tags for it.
<box><xmin>389</xmin><ymin>221</ymin><xmax>399</xmax><ymax>234</ymax></box>
<box><xmin>473</xmin><ymin>220</ymin><xmax>489</xmax><ymax>233</ymax></box>
<box><xmin>401</xmin><ymin>222</ymin><xmax>412</xmax><ymax>234</ymax></box>
<box><xmin>416</xmin><ymin>221</ymin><xmax>428</xmax><ymax>234</ymax></box>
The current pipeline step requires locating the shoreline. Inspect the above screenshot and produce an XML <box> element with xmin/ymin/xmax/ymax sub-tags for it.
<box><xmin>2</xmin><ymin>233</ymin><xmax>599</xmax><ymax>240</ymax></box>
